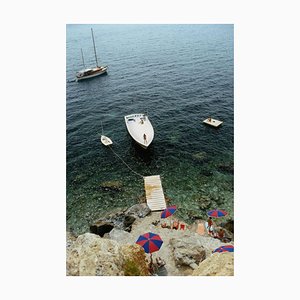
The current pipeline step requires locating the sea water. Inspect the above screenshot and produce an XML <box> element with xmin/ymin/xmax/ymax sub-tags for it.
<box><xmin>66</xmin><ymin>24</ymin><xmax>234</xmax><ymax>234</ymax></box>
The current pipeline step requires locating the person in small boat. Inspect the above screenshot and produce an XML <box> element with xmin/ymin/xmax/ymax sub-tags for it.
<box><xmin>143</xmin><ymin>133</ymin><xmax>147</xmax><ymax>143</ymax></box>
<box><xmin>208</xmin><ymin>117</ymin><xmax>212</xmax><ymax>122</ymax></box>
<box><xmin>140</xmin><ymin>118</ymin><xmax>144</xmax><ymax>124</ymax></box>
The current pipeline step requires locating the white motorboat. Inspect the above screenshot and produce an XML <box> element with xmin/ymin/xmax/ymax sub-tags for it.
<box><xmin>101</xmin><ymin>135</ymin><xmax>113</xmax><ymax>146</ymax></box>
<box><xmin>124</xmin><ymin>114</ymin><xmax>154</xmax><ymax>149</ymax></box>
<box><xmin>76</xmin><ymin>28</ymin><xmax>108</xmax><ymax>81</ymax></box>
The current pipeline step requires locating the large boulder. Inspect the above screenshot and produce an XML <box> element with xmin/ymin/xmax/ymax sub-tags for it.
<box><xmin>93</xmin><ymin>203</ymin><xmax>150</xmax><ymax>230</ymax></box>
<box><xmin>125</xmin><ymin>203</ymin><xmax>151</xmax><ymax>218</ymax></box>
<box><xmin>222</xmin><ymin>228</ymin><xmax>234</xmax><ymax>241</ymax></box>
<box><xmin>108</xmin><ymin>228</ymin><xmax>132</xmax><ymax>244</ymax></box>
<box><xmin>66</xmin><ymin>233</ymin><xmax>149</xmax><ymax>276</ymax></box>
<box><xmin>66</xmin><ymin>231</ymin><xmax>77</xmax><ymax>249</ymax></box>
<box><xmin>223</xmin><ymin>219</ymin><xmax>234</xmax><ymax>234</ymax></box>
<box><xmin>169</xmin><ymin>236</ymin><xmax>206</xmax><ymax>269</ymax></box>
<box><xmin>91</xmin><ymin>204</ymin><xmax>149</xmax><ymax>234</ymax></box>
<box><xmin>192</xmin><ymin>252</ymin><xmax>234</xmax><ymax>276</ymax></box>
<box><xmin>121</xmin><ymin>244</ymin><xmax>150</xmax><ymax>276</ymax></box>
<box><xmin>123</xmin><ymin>215</ymin><xmax>136</xmax><ymax>231</ymax></box>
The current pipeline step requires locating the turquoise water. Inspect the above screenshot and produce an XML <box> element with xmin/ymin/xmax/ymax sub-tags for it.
<box><xmin>66</xmin><ymin>24</ymin><xmax>234</xmax><ymax>234</ymax></box>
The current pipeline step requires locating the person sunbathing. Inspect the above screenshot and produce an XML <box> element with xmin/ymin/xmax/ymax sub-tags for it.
<box><xmin>214</xmin><ymin>228</ymin><xmax>230</xmax><ymax>242</ymax></box>
<box><xmin>207</xmin><ymin>217</ymin><xmax>214</xmax><ymax>235</ymax></box>
<box><xmin>172</xmin><ymin>220</ymin><xmax>179</xmax><ymax>230</ymax></box>
<box><xmin>161</xmin><ymin>222</ymin><xmax>167</xmax><ymax>228</ymax></box>
<box><xmin>156</xmin><ymin>257</ymin><xmax>166</xmax><ymax>267</ymax></box>
<box><xmin>217</xmin><ymin>228</ymin><xmax>225</xmax><ymax>239</ymax></box>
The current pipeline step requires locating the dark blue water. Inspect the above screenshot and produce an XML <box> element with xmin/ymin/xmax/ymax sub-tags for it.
<box><xmin>66</xmin><ymin>24</ymin><xmax>234</xmax><ymax>234</ymax></box>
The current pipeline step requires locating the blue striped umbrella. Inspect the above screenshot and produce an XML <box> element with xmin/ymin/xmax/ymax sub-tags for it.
<box><xmin>207</xmin><ymin>209</ymin><xmax>228</xmax><ymax>218</ymax></box>
<box><xmin>161</xmin><ymin>205</ymin><xmax>177</xmax><ymax>219</ymax></box>
<box><xmin>136</xmin><ymin>232</ymin><xmax>163</xmax><ymax>254</ymax></box>
<box><xmin>213</xmin><ymin>245</ymin><xmax>234</xmax><ymax>253</ymax></box>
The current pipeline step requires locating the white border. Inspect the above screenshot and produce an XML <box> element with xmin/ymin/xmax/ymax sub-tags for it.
<box><xmin>1</xmin><ymin>0</ymin><xmax>299</xmax><ymax>299</ymax></box>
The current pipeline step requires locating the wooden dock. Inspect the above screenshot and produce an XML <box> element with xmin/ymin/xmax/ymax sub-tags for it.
<box><xmin>144</xmin><ymin>175</ymin><xmax>167</xmax><ymax>211</ymax></box>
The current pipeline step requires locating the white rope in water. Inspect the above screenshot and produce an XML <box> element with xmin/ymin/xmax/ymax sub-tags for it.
<box><xmin>108</xmin><ymin>145</ymin><xmax>145</xmax><ymax>179</ymax></box>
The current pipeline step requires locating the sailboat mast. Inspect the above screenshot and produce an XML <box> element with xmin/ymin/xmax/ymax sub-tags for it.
<box><xmin>80</xmin><ymin>48</ymin><xmax>86</xmax><ymax>68</ymax></box>
<box><xmin>91</xmin><ymin>28</ymin><xmax>99</xmax><ymax>67</ymax></box>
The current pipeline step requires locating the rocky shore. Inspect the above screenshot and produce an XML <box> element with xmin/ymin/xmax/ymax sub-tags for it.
<box><xmin>67</xmin><ymin>204</ymin><xmax>234</xmax><ymax>276</ymax></box>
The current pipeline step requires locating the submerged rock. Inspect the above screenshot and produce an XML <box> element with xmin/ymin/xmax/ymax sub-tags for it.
<box><xmin>192</xmin><ymin>151</ymin><xmax>207</xmax><ymax>162</ymax></box>
<box><xmin>100</xmin><ymin>180</ymin><xmax>123</xmax><ymax>192</ymax></box>
<box><xmin>196</xmin><ymin>196</ymin><xmax>211</xmax><ymax>210</ymax></box>
<box><xmin>137</xmin><ymin>195</ymin><xmax>147</xmax><ymax>203</ymax></box>
<box><xmin>218</xmin><ymin>163</ymin><xmax>234</xmax><ymax>174</ymax></box>
<box><xmin>192</xmin><ymin>252</ymin><xmax>234</xmax><ymax>276</ymax></box>
<box><xmin>164</xmin><ymin>195</ymin><xmax>172</xmax><ymax>204</ymax></box>
<box><xmin>200</xmin><ymin>168</ymin><xmax>213</xmax><ymax>176</ymax></box>
<box><xmin>73</xmin><ymin>173</ymin><xmax>89</xmax><ymax>184</ymax></box>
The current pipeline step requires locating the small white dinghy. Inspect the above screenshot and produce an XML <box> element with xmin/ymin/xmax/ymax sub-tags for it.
<box><xmin>124</xmin><ymin>113</ymin><xmax>154</xmax><ymax>149</ymax></box>
<box><xmin>101</xmin><ymin>135</ymin><xmax>113</xmax><ymax>146</ymax></box>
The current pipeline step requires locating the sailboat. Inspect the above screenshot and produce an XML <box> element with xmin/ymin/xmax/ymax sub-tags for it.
<box><xmin>124</xmin><ymin>113</ymin><xmax>154</xmax><ymax>149</ymax></box>
<box><xmin>76</xmin><ymin>28</ymin><xmax>108</xmax><ymax>81</ymax></box>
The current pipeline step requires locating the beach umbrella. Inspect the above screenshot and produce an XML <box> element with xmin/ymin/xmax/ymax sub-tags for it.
<box><xmin>136</xmin><ymin>232</ymin><xmax>163</xmax><ymax>254</ymax></box>
<box><xmin>161</xmin><ymin>205</ymin><xmax>177</xmax><ymax>228</ymax></box>
<box><xmin>207</xmin><ymin>209</ymin><xmax>228</xmax><ymax>218</ymax></box>
<box><xmin>213</xmin><ymin>245</ymin><xmax>234</xmax><ymax>253</ymax></box>
<box><xmin>161</xmin><ymin>205</ymin><xmax>177</xmax><ymax>219</ymax></box>
<box><xmin>136</xmin><ymin>232</ymin><xmax>164</xmax><ymax>275</ymax></box>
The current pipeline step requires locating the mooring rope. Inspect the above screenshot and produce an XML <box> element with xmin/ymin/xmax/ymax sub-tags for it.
<box><xmin>108</xmin><ymin>145</ymin><xmax>144</xmax><ymax>179</ymax></box>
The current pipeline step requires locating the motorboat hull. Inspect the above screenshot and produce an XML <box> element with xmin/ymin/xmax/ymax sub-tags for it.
<box><xmin>124</xmin><ymin>114</ymin><xmax>154</xmax><ymax>149</ymax></box>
